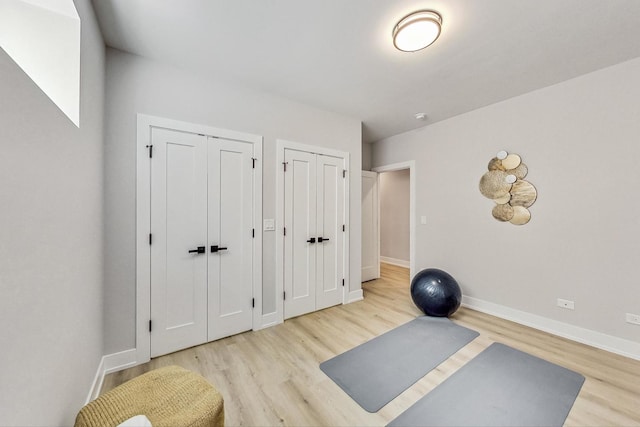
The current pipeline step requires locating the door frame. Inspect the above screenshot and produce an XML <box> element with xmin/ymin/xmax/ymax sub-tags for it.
<box><xmin>136</xmin><ymin>114</ymin><xmax>263</xmax><ymax>363</ymax></box>
<box><xmin>275</xmin><ymin>139</ymin><xmax>350</xmax><ymax>325</ymax></box>
<box><xmin>372</xmin><ymin>161</ymin><xmax>416</xmax><ymax>280</ymax></box>
<box><xmin>361</xmin><ymin>170</ymin><xmax>380</xmax><ymax>281</ymax></box>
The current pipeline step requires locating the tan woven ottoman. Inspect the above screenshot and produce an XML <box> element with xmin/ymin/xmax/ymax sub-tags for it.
<box><xmin>75</xmin><ymin>365</ymin><xmax>224</xmax><ymax>427</ymax></box>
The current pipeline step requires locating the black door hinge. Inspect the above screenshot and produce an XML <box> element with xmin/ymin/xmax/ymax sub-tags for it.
<box><xmin>283</xmin><ymin>227</ymin><xmax>286</xmax><ymax>236</ymax></box>
<box><xmin>149</xmin><ymin>320</ymin><xmax>152</xmax><ymax>332</ymax></box>
<box><xmin>343</xmin><ymin>224</ymin><xmax>346</xmax><ymax>232</ymax></box>
<box><xmin>252</xmin><ymin>158</ymin><xmax>257</xmax><ymax>169</ymax></box>
<box><xmin>252</xmin><ymin>228</ymin><xmax>255</xmax><ymax>238</ymax></box>
<box><xmin>283</xmin><ymin>291</ymin><xmax>286</xmax><ymax>300</ymax></box>
<box><xmin>342</xmin><ymin>279</ymin><xmax>345</xmax><ymax>287</ymax></box>
<box><xmin>149</xmin><ymin>233</ymin><xmax>152</xmax><ymax>245</ymax></box>
<box><xmin>343</xmin><ymin>169</ymin><xmax>346</xmax><ymax>178</ymax></box>
<box><xmin>283</xmin><ymin>161</ymin><xmax>288</xmax><ymax>172</ymax></box>
<box><xmin>146</xmin><ymin>145</ymin><xmax>153</xmax><ymax>158</ymax></box>
<box><xmin>252</xmin><ymin>298</ymin><xmax>255</xmax><ymax>308</ymax></box>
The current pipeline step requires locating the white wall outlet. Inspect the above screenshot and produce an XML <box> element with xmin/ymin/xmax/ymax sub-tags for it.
<box><xmin>625</xmin><ymin>313</ymin><xmax>640</xmax><ymax>325</ymax></box>
<box><xmin>557</xmin><ymin>298</ymin><xmax>575</xmax><ymax>310</ymax></box>
<box><xmin>263</xmin><ymin>219</ymin><xmax>275</xmax><ymax>231</ymax></box>
<box><xmin>420</xmin><ymin>215</ymin><xmax>427</xmax><ymax>225</ymax></box>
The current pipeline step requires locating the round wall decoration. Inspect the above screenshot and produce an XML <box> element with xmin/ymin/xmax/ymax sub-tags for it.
<box><xmin>501</xmin><ymin>153</ymin><xmax>522</xmax><ymax>170</ymax></box>
<box><xmin>479</xmin><ymin>150</ymin><xmax>537</xmax><ymax>225</ymax></box>
<box><xmin>492</xmin><ymin>203</ymin><xmax>514</xmax><ymax>222</ymax></box>
<box><xmin>479</xmin><ymin>170</ymin><xmax>512</xmax><ymax>199</ymax></box>
<box><xmin>488</xmin><ymin>157</ymin><xmax>506</xmax><ymax>171</ymax></box>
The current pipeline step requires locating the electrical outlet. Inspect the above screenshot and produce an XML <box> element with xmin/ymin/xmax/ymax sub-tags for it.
<box><xmin>557</xmin><ymin>298</ymin><xmax>575</xmax><ymax>310</ymax></box>
<box><xmin>626</xmin><ymin>313</ymin><xmax>640</xmax><ymax>325</ymax></box>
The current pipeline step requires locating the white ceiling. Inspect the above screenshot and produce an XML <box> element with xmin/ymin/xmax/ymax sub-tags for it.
<box><xmin>92</xmin><ymin>0</ymin><xmax>640</xmax><ymax>143</ymax></box>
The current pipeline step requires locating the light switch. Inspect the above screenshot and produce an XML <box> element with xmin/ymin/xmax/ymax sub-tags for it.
<box><xmin>420</xmin><ymin>215</ymin><xmax>427</xmax><ymax>225</ymax></box>
<box><xmin>263</xmin><ymin>219</ymin><xmax>275</xmax><ymax>231</ymax></box>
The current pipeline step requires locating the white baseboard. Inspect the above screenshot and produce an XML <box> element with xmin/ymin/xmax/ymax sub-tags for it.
<box><xmin>462</xmin><ymin>296</ymin><xmax>640</xmax><ymax>361</ymax></box>
<box><xmin>85</xmin><ymin>355</ymin><xmax>105</xmax><ymax>404</ymax></box>
<box><xmin>85</xmin><ymin>348</ymin><xmax>139</xmax><ymax>404</ymax></box>
<box><xmin>347</xmin><ymin>289</ymin><xmax>364</xmax><ymax>303</ymax></box>
<box><xmin>254</xmin><ymin>313</ymin><xmax>282</xmax><ymax>331</ymax></box>
<box><xmin>103</xmin><ymin>348</ymin><xmax>138</xmax><ymax>374</ymax></box>
<box><xmin>380</xmin><ymin>256</ymin><xmax>410</xmax><ymax>268</ymax></box>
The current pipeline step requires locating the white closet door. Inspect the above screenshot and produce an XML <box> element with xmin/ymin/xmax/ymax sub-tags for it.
<box><xmin>150</xmin><ymin>128</ymin><xmax>208</xmax><ymax>357</ymax></box>
<box><xmin>361</xmin><ymin>171</ymin><xmax>379</xmax><ymax>281</ymax></box>
<box><xmin>208</xmin><ymin>137</ymin><xmax>254</xmax><ymax>341</ymax></box>
<box><xmin>284</xmin><ymin>149</ymin><xmax>317</xmax><ymax>319</ymax></box>
<box><xmin>315</xmin><ymin>154</ymin><xmax>344</xmax><ymax>310</ymax></box>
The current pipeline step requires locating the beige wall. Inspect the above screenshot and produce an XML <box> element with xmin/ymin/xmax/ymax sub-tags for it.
<box><xmin>0</xmin><ymin>0</ymin><xmax>105</xmax><ymax>424</ymax></box>
<box><xmin>373</xmin><ymin>58</ymin><xmax>640</xmax><ymax>348</ymax></box>
<box><xmin>103</xmin><ymin>49</ymin><xmax>362</xmax><ymax>354</ymax></box>
<box><xmin>379</xmin><ymin>170</ymin><xmax>410</xmax><ymax>263</ymax></box>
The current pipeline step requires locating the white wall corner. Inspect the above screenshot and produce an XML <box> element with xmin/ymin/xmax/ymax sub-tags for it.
<box><xmin>0</xmin><ymin>0</ymin><xmax>80</xmax><ymax>126</ymax></box>
<box><xmin>462</xmin><ymin>296</ymin><xmax>640</xmax><ymax>361</ymax></box>
<box><xmin>85</xmin><ymin>349</ymin><xmax>139</xmax><ymax>404</ymax></box>
<box><xmin>85</xmin><ymin>355</ymin><xmax>105</xmax><ymax>404</ymax></box>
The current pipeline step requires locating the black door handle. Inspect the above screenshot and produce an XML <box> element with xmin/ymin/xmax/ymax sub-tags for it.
<box><xmin>318</xmin><ymin>237</ymin><xmax>330</xmax><ymax>242</ymax></box>
<box><xmin>306</xmin><ymin>237</ymin><xmax>316</xmax><ymax>243</ymax></box>
<box><xmin>211</xmin><ymin>245</ymin><xmax>228</xmax><ymax>253</ymax></box>
<box><xmin>188</xmin><ymin>246</ymin><xmax>206</xmax><ymax>254</ymax></box>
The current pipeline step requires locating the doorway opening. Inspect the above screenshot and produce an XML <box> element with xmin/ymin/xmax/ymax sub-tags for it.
<box><xmin>373</xmin><ymin>161</ymin><xmax>415</xmax><ymax>280</ymax></box>
<box><xmin>379</xmin><ymin>169</ymin><xmax>410</xmax><ymax>268</ymax></box>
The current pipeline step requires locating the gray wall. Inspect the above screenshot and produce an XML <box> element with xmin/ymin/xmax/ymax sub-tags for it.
<box><xmin>103</xmin><ymin>49</ymin><xmax>362</xmax><ymax>354</ymax></box>
<box><xmin>0</xmin><ymin>0</ymin><xmax>105</xmax><ymax>424</ymax></box>
<box><xmin>379</xmin><ymin>170</ymin><xmax>410</xmax><ymax>263</ymax></box>
<box><xmin>373</xmin><ymin>58</ymin><xmax>640</xmax><ymax>343</ymax></box>
<box><xmin>362</xmin><ymin>141</ymin><xmax>373</xmax><ymax>171</ymax></box>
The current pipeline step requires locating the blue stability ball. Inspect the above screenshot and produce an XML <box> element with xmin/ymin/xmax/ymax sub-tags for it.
<box><xmin>410</xmin><ymin>268</ymin><xmax>462</xmax><ymax>317</ymax></box>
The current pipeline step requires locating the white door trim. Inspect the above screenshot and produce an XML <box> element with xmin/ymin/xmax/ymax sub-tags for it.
<box><xmin>361</xmin><ymin>170</ymin><xmax>380</xmax><ymax>281</ymax></box>
<box><xmin>372</xmin><ymin>161</ymin><xmax>416</xmax><ymax>280</ymax></box>
<box><xmin>276</xmin><ymin>139</ymin><xmax>350</xmax><ymax>325</ymax></box>
<box><xmin>136</xmin><ymin>113</ymin><xmax>263</xmax><ymax>364</ymax></box>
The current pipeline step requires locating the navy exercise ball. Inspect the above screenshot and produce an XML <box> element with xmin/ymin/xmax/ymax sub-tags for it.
<box><xmin>410</xmin><ymin>268</ymin><xmax>462</xmax><ymax>317</ymax></box>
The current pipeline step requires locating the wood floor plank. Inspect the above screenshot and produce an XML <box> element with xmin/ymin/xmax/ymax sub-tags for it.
<box><xmin>102</xmin><ymin>263</ymin><xmax>640</xmax><ymax>426</ymax></box>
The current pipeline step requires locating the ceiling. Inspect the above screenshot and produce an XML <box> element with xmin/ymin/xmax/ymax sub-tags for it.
<box><xmin>91</xmin><ymin>0</ymin><xmax>640</xmax><ymax>143</ymax></box>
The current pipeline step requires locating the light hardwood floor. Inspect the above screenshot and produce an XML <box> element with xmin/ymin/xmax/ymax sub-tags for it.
<box><xmin>102</xmin><ymin>263</ymin><xmax>640</xmax><ymax>426</ymax></box>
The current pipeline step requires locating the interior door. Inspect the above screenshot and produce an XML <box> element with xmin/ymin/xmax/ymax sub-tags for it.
<box><xmin>315</xmin><ymin>154</ymin><xmax>344</xmax><ymax>310</ymax></box>
<box><xmin>150</xmin><ymin>128</ymin><xmax>208</xmax><ymax>358</ymax></box>
<box><xmin>208</xmin><ymin>137</ymin><xmax>254</xmax><ymax>341</ymax></box>
<box><xmin>284</xmin><ymin>148</ymin><xmax>345</xmax><ymax>319</ymax></box>
<box><xmin>284</xmin><ymin>149</ymin><xmax>317</xmax><ymax>319</ymax></box>
<box><xmin>361</xmin><ymin>170</ymin><xmax>379</xmax><ymax>281</ymax></box>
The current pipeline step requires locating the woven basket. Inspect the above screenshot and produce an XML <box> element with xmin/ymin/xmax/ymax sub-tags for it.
<box><xmin>75</xmin><ymin>365</ymin><xmax>224</xmax><ymax>427</ymax></box>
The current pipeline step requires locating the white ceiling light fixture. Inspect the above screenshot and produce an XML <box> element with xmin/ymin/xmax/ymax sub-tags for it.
<box><xmin>393</xmin><ymin>10</ymin><xmax>442</xmax><ymax>52</ymax></box>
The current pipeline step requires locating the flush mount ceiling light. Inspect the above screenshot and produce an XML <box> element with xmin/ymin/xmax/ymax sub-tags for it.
<box><xmin>393</xmin><ymin>10</ymin><xmax>442</xmax><ymax>52</ymax></box>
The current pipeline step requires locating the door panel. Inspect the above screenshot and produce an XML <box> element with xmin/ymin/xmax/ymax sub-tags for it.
<box><xmin>283</xmin><ymin>148</ymin><xmax>346</xmax><ymax>318</ymax></box>
<box><xmin>208</xmin><ymin>137</ymin><xmax>254</xmax><ymax>341</ymax></box>
<box><xmin>361</xmin><ymin>171</ymin><xmax>379</xmax><ymax>281</ymax></box>
<box><xmin>316</xmin><ymin>154</ymin><xmax>344</xmax><ymax>310</ymax></box>
<box><xmin>150</xmin><ymin>128</ymin><xmax>208</xmax><ymax>357</ymax></box>
<box><xmin>284</xmin><ymin>149</ymin><xmax>317</xmax><ymax>319</ymax></box>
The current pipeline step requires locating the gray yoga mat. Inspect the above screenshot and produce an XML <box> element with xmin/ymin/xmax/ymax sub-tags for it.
<box><xmin>320</xmin><ymin>316</ymin><xmax>479</xmax><ymax>412</ymax></box>
<box><xmin>388</xmin><ymin>342</ymin><xmax>585</xmax><ymax>427</ymax></box>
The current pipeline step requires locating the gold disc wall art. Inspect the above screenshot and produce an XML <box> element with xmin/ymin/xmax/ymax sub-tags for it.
<box><xmin>479</xmin><ymin>151</ymin><xmax>537</xmax><ymax>225</ymax></box>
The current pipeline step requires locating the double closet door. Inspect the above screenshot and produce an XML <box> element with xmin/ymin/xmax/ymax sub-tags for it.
<box><xmin>284</xmin><ymin>148</ymin><xmax>345</xmax><ymax>319</ymax></box>
<box><xmin>150</xmin><ymin>128</ymin><xmax>254</xmax><ymax>357</ymax></box>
